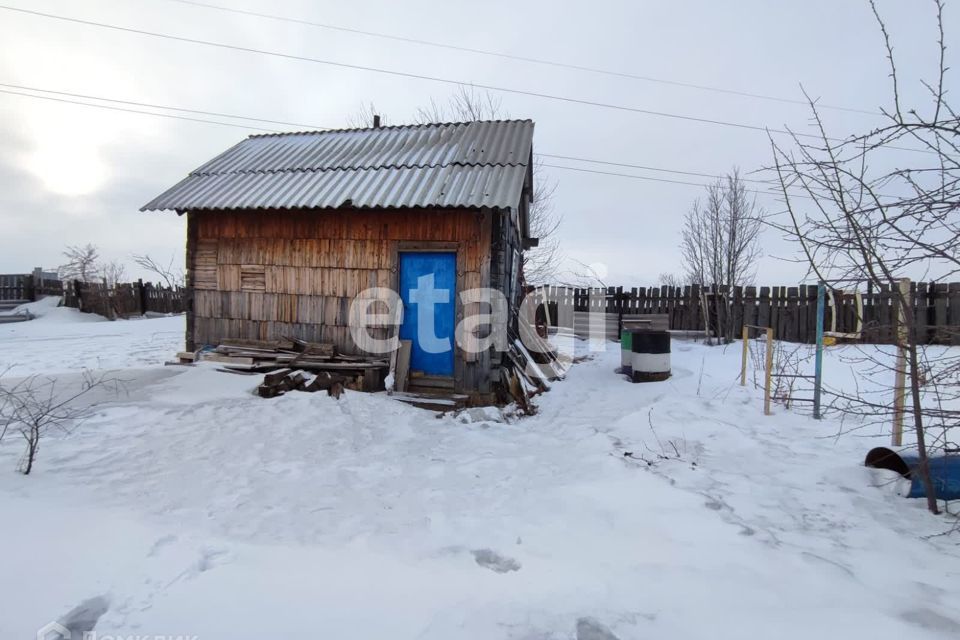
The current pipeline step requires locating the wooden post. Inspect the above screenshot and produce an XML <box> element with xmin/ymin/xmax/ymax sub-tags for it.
<box><xmin>73</xmin><ymin>279</ymin><xmax>84</xmax><ymax>312</ymax></box>
<box><xmin>23</xmin><ymin>274</ymin><xmax>35</xmax><ymax>302</ymax></box>
<box><xmin>740</xmin><ymin>324</ymin><xmax>749</xmax><ymax>386</ymax></box>
<box><xmin>892</xmin><ymin>277</ymin><xmax>910</xmax><ymax>446</ymax></box>
<box><xmin>136</xmin><ymin>279</ymin><xmax>146</xmax><ymax>315</ymax></box>
<box><xmin>184</xmin><ymin>212</ymin><xmax>198</xmax><ymax>351</ymax></box>
<box><xmin>764</xmin><ymin>327</ymin><xmax>774</xmax><ymax>416</ymax></box>
<box><xmin>615</xmin><ymin>286</ymin><xmax>624</xmax><ymax>340</ymax></box>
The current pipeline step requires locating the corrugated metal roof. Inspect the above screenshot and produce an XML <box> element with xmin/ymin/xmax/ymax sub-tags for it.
<box><xmin>142</xmin><ymin>120</ymin><xmax>534</xmax><ymax>212</ymax></box>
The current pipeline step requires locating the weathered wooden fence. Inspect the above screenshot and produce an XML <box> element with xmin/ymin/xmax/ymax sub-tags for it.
<box><xmin>0</xmin><ymin>271</ymin><xmax>63</xmax><ymax>302</ymax></box>
<box><xmin>0</xmin><ymin>273</ymin><xmax>29</xmax><ymax>301</ymax></box>
<box><xmin>62</xmin><ymin>280</ymin><xmax>185</xmax><ymax>318</ymax></box>
<box><xmin>538</xmin><ymin>283</ymin><xmax>960</xmax><ymax>345</ymax></box>
<box><xmin>0</xmin><ymin>271</ymin><xmax>184</xmax><ymax>318</ymax></box>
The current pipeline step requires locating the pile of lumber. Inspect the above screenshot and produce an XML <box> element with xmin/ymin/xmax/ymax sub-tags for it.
<box><xmin>177</xmin><ymin>337</ymin><xmax>388</xmax><ymax>393</ymax></box>
<box><xmin>256</xmin><ymin>369</ymin><xmax>348</xmax><ymax>399</ymax></box>
<box><xmin>500</xmin><ymin>325</ymin><xmax>566</xmax><ymax>413</ymax></box>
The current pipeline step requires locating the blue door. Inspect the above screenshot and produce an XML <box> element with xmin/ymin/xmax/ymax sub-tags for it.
<box><xmin>399</xmin><ymin>252</ymin><xmax>456</xmax><ymax>376</ymax></box>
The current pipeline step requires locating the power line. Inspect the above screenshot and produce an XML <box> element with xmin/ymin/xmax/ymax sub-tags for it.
<box><xmin>545</xmin><ymin>163</ymin><xmax>831</xmax><ymax>203</ymax></box>
<box><xmin>0</xmin><ymin>83</ymin><xmax>829</xmax><ymax>201</ymax></box>
<box><xmin>541</xmin><ymin>162</ymin><xmax>797</xmax><ymax>199</ymax></box>
<box><xmin>0</xmin><ymin>82</ymin><xmax>326</xmax><ymax>130</ymax></box>
<box><xmin>1</xmin><ymin>4</ymin><xmax>930</xmax><ymax>154</ymax></box>
<box><xmin>542</xmin><ymin>162</ymin><xmax>717</xmax><ymax>188</ymax></box>
<box><xmin>0</xmin><ymin>87</ymin><xmax>276</xmax><ymax>131</ymax></box>
<box><xmin>160</xmin><ymin>0</ymin><xmax>880</xmax><ymax>117</ymax></box>
<box><xmin>0</xmin><ymin>81</ymin><xmax>784</xmax><ymax>187</ymax></box>
<box><xmin>538</xmin><ymin>153</ymin><xmax>776</xmax><ymax>186</ymax></box>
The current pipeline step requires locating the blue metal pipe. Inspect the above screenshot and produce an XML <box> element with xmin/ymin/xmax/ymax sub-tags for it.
<box><xmin>865</xmin><ymin>447</ymin><xmax>960</xmax><ymax>500</ymax></box>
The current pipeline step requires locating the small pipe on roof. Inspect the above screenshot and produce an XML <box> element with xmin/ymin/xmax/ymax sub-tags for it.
<box><xmin>373</xmin><ymin>114</ymin><xmax>381</xmax><ymax>128</ymax></box>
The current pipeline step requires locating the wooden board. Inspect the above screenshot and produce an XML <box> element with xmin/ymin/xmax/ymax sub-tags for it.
<box><xmin>395</xmin><ymin>339</ymin><xmax>412</xmax><ymax>393</ymax></box>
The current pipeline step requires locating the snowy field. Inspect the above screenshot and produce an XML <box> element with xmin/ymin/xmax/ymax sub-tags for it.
<box><xmin>1</xmin><ymin>298</ymin><xmax>959</xmax><ymax>639</ymax></box>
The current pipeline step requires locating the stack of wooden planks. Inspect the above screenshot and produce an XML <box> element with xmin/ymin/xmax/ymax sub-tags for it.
<box><xmin>500</xmin><ymin>327</ymin><xmax>566</xmax><ymax>413</ymax></box>
<box><xmin>176</xmin><ymin>337</ymin><xmax>388</xmax><ymax>392</ymax></box>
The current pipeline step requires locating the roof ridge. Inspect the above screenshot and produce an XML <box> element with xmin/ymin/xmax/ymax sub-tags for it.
<box><xmin>191</xmin><ymin>159</ymin><xmax>529</xmax><ymax>177</ymax></box>
<box><xmin>247</xmin><ymin>118</ymin><xmax>534</xmax><ymax>139</ymax></box>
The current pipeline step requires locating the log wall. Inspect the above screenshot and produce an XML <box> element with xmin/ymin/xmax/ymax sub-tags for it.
<box><xmin>187</xmin><ymin>208</ymin><xmax>495</xmax><ymax>392</ymax></box>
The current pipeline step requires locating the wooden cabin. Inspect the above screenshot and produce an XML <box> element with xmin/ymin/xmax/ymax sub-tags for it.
<box><xmin>143</xmin><ymin>120</ymin><xmax>537</xmax><ymax>401</ymax></box>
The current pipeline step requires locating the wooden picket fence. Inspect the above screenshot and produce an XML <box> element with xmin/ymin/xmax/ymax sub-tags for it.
<box><xmin>538</xmin><ymin>283</ymin><xmax>960</xmax><ymax>346</ymax></box>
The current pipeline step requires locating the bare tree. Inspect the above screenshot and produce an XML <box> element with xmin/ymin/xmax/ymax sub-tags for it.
<box><xmin>0</xmin><ymin>371</ymin><xmax>119</xmax><ymax>475</ymax></box>
<box><xmin>680</xmin><ymin>170</ymin><xmax>763</xmax><ymax>343</ymax></box>
<box><xmin>658</xmin><ymin>272</ymin><xmax>684</xmax><ymax>288</ymax></box>
<box><xmin>100</xmin><ymin>259</ymin><xmax>126</xmax><ymax>287</ymax></box>
<box><xmin>346</xmin><ymin>102</ymin><xmax>387</xmax><ymax>129</ymax></box>
<box><xmin>58</xmin><ymin>243</ymin><xmax>100</xmax><ymax>283</ymax></box>
<box><xmin>414</xmin><ymin>85</ymin><xmax>504</xmax><ymax>124</ymax></box>
<box><xmin>132</xmin><ymin>253</ymin><xmax>185</xmax><ymax>289</ymax></box>
<box><xmin>525</xmin><ymin>161</ymin><xmax>564</xmax><ymax>284</ymax></box>
<box><xmin>767</xmin><ymin>0</ymin><xmax>959</xmax><ymax>514</ymax></box>
<box><xmin>557</xmin><ymin>259</ymin><xmax>608</xmax><ymax>289</ymax></box>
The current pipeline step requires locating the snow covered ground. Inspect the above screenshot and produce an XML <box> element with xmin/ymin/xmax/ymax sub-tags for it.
<box><xmin>0</xmin><ymin>297</ymin><xmax>184</xmax><ymax>377</ymax></box>
<box><xmin>1</xmin><ymin>300</ymin><xmax>959</xmax><ymax>639</ymax></box>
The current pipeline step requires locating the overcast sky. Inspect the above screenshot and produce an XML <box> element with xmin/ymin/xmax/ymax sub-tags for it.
<box><xmin>0</xmin><ymin>0</ymin><xmax>954</xmax><ymax>286</ymax></box>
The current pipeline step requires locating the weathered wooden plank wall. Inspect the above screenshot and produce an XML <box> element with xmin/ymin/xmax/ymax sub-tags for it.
<box><xmin>188</xmin><ymin>208</ymin><xmax>494</xmax><ymax>392</ymax></box>
<box><xmin>537</xmin><ymin>283</ymin><xmax>960</xmax><ymax>345</ymax></box>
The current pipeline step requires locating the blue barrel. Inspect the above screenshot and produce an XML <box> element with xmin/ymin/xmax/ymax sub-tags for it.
<box><xmin>864</xmin><ymin>447</ymin><xmax>960</xmax><ymax>500</ymax></box>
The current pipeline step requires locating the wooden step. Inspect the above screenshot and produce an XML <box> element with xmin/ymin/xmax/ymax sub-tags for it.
<box><xmin>389</xmin><ymin>390</ymin><xmax>469</xmax><ymax>413</ymax></box>
<box><xmin>407</xmin><ymin>374</ymin><xmax>455</xmax><ymax>390</ymax></box>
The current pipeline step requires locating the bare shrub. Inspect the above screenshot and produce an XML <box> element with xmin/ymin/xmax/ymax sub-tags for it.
<box><xmin>0</xmin><ymin>371</ymin><xmax>120</xmax><ymax>475</ymax></box>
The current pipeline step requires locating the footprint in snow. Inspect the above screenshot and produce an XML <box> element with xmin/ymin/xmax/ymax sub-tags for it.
<box><xmin>471</xmin><ymin>548</ymin><xmax>521</xmax><ymax>573</ymax></box>
<box><xmin>576</xmin><ymin>617</ymin><xmax>620</xmax><ymax>640</ymax></box>
<box><xmin>194</xmin><ymin>546</ymin><xmax>230</xmax><ymax>574</ymax></box>
<box><xmin>901</xmin><ymin>608</ymin><xmax>960</xmax><ymax>634</ymax></box>
<box><xmin>147</xmin><ymin>534</ymin><xmax>178</xmax><ymax>557</ymax></box>
<box><xmin>46</xmin><ymin>595</ymin><xmax>110</xmax><ymax>639</ymax></box>
<box><xmin>165</xmin><ymin>546</ymin><xmax>232</xmax><ymax>587</ymax></box>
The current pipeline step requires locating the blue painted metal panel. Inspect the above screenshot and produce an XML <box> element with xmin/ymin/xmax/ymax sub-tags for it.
<box><xmin>399</xmin><ymin>252</ymin><xmax>456</xmax><ymax>376</ymax></box>
<box><xmin>814</xmin><ymin>283</ymin><xmax>825</xmax><ymax>419</ymax></box>
<box><xmin>901</xmin><ymin>454</ymin><xmax>960</xmax><ymax>501</ymax></box>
